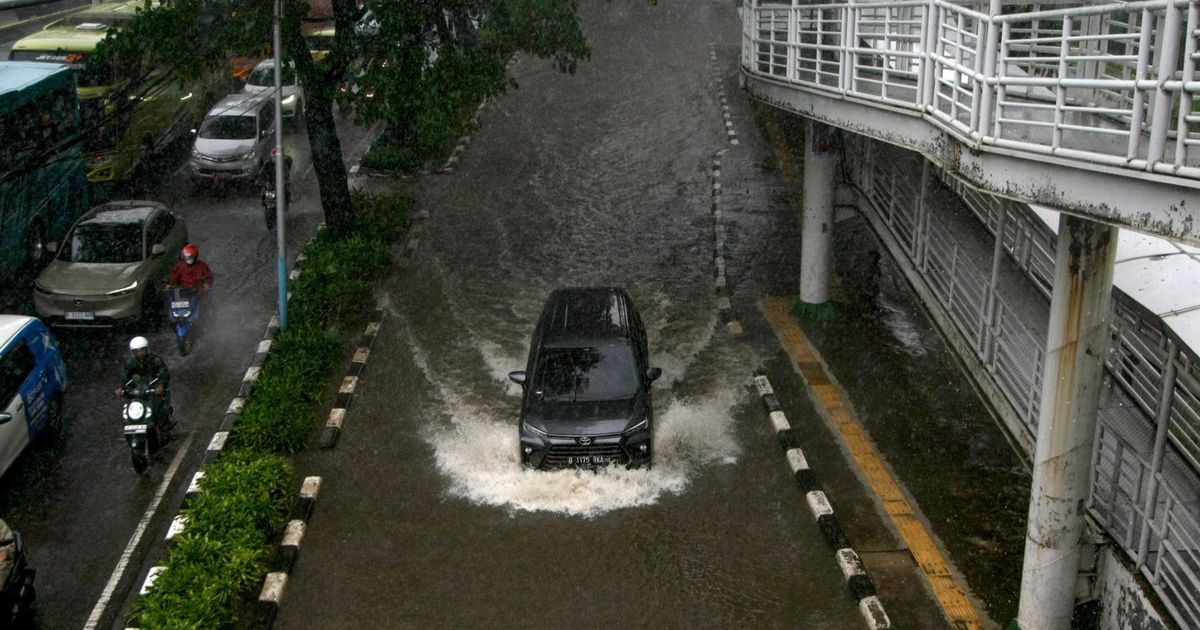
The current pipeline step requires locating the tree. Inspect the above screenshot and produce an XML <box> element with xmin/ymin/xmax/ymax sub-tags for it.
<box><xmin>96</xmin><ymin>0</ymin><xmax>593</xmax><ymax>238</ymax></box>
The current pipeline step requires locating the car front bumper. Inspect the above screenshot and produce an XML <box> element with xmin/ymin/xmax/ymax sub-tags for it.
<box><xmin>34</xmin><ymin>287</ymin><xmax>143</xmax><ymax>327</ymax></box>
<box><xmin>520</xmin><ymin>428</ymin><xmax>651</xmax><ymax>470</ymax></box>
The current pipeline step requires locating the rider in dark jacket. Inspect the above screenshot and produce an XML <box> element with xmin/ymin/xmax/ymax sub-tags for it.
<box><xmin>115</xmin><ymin>336</ymin><xmax>171</xmax><ymax>418</ymax></box>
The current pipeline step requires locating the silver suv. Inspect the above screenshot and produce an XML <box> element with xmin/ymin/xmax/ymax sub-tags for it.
<box><xmin>188</xmin><ymin>93</ymin><xmax>275</xmax><ymax>187</ymax></box>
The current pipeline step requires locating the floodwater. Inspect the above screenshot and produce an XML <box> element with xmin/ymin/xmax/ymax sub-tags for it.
<box><xmin>275</xmin><ymin>0</ymin><xmax>1027</xmax><ymax>628</ymax></box>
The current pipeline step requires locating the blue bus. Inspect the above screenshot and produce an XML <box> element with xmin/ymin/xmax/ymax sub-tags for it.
<box><xmin>0</xmin><ymin>61</ymin><xmax>89</xmax><ymax>278</ymax></box>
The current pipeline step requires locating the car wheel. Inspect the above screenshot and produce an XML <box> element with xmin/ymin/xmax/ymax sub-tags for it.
<box><xmin>24</xmin><ymin>221</ymin><xmax>45</xmax><ymax>271</ymax></box>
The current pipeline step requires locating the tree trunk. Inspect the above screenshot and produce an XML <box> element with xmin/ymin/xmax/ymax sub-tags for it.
<box><xmin>301</xmin><ymin>84</ymin><xmax>354</xmax><ymax>238</ymax></box>
<box><xmin>282</xmin><ymin>1</ymin><xmax>357</xmax><ymax>239</ymax></box>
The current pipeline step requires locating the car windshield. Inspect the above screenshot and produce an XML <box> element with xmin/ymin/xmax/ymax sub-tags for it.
<box><xmin>247</xmin><ymin>65</ymin><xmax>296</xmax><ymax>87</ymax></box>
<box><xmin>61</xmin><ymin>222</ymin><xmax>142</xmax><ymax>263</ymax></box>
<box><xmin>198</xmin><ymin>114</ymin><xmax>256</xmax><ymax>140</ymax></box>
<box><xmin>534</xmin><ymin>344</ymin><xmax>639</xmax><ymax>402</ymax></box>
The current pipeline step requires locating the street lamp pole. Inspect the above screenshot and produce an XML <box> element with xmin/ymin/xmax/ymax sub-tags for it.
<box><xmin>273</xmin><ymin>0</ymin><xmax>288</xmax><ymax>331</ymax></box>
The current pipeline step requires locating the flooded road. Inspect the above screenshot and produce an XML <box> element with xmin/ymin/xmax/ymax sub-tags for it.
<box><xmin>279</xmin><ymin>1</ymin><xmax>951</xmax><ymax>628</ymax></box>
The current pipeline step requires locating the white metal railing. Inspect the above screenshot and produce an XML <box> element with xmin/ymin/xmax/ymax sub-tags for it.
<box><xmin>841</xmin><ymin>132</ymin><xmax>1200</xmax><ymax>629</ymax></box>
<box><xmin>746</xmin><ymin>0</ymin><xmax>1200</xmax><ymax>180</ymax></box>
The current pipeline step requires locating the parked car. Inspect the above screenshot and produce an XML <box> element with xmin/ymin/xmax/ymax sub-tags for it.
<box><xmin>188</xmin><ymin>92</ymin><xmax>275</xmax><ymax>187</ymax></box>
<box><xmin>509</xmin><ymin>287</ymin><xmax>661</xmax><ymax>470</ymax></box>
<box><xmin>33</xmin><ymin>201</ymin><xmax>188</xmax><ymax>327</ymax></box>
<box><xmin>0</xmin><ymin>315</ymin><xmax>66</xmax><ymax>479</ymax></box>
<box><xmin>242</xmin><ymin>59</ymin><xmax>303</xmax><ymax>120</ymax></box>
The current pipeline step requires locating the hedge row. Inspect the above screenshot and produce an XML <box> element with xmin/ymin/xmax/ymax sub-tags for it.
<box><xmin>130</xmin><ymin>190</ymin><xmax>411</xmax><ymax>628</ymax></box>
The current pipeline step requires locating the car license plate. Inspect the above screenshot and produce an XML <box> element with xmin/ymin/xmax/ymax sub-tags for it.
<box><xmin>568</xmin><ymin>456</ymin><xmax>609</xmax><ymax>466</ymax></box>
<box><xmin>214</xmin><ymin>172</ymin><xmax>232</xmax><ymax>182</ymax></box>
<box><xmin>124</xmin><ymin>424</ymin><xmax>148</xmax><ymax>434</ymax></box>
<box><xmin>170</xmin><ymin>301</ymin><xmax>190</xmax><ymax>308</ymax></box>
<box><xmin>64</xmin><ymin>311</ymin><xmax>94</xmax><ymax>321</ymax></box>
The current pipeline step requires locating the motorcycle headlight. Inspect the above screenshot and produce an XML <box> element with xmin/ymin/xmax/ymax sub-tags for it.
<box><xmin>126</xmin><ymin>401</ymin><xmax>145</xmax><ymax>421</ymax></box>
<box><xmin>178</xmin><ymin>310</ymin><xmax>191</xmax><ymax>318</ymax></box>
<box><xmin>106</xmin><ymin>280</ymin><xmax>139</xmax><ymax>296</ymax></box>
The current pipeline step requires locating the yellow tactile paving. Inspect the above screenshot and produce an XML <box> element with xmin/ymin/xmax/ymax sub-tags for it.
<box><xmin>762</xmin><ymin>297</ymin><xmax>982</xmax><ymax>630</ymax></box>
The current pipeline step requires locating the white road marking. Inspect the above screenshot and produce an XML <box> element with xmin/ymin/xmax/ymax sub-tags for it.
<box><xmin>84</xmin><ymin>433</ymin><xmax>194</xmax><ymax>629</ymax></box>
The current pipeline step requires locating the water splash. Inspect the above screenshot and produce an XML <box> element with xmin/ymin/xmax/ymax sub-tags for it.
<box><xmin>426</xmin><ymin>386</ymin><xmax>743</xmax><ymax>518</ymax></box>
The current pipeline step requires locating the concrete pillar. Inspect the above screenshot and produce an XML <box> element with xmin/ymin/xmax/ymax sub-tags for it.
<box><xmin>797</xmin><ymin>119</ymin><xmax>837</xmax><ymax>318</ymax></box>
<box><xmin>1018</xmin><ymin>214</ymin><xmax>1118</xmax><ymax>629</ymax></box>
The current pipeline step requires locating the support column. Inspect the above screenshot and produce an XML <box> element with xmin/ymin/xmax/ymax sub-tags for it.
<box><xmin>797</xmin><ymin>119</ymin><xmax>837</xmax><ymax>319</ymax></box>
<box><xmin>1018</xmin><ymin>214</ymin><xmax>1118</xmax><ymax>629</ymax></box>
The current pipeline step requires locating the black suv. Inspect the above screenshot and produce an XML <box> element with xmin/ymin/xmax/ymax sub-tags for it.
<box><xmin>510</xmin><ymin>288</ymin><xmax>661</xmax><ymax>469</ymax></box>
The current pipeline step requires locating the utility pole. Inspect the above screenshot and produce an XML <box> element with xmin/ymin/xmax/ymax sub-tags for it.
<box><xmin>273</xmin><ymin>0</ymin><xmax>288</xmax><ymax>331</ymax></box>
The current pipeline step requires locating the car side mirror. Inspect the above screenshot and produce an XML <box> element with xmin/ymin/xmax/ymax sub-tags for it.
<box><xmin>46</xmin><ymin>241</ymin><xmax>58</xmax><ymax>253</ymax></box>
<box><xmin>151</xmin><ymin>243</ymin><xmax>166</xmax><ymax>256</ymax></box>
<box><xmin>646</xmin><ymin>367</ymin><xmax>662</xmax><ymax>382</ymax></box>
<box><xmin>0</xmin><ymin>413</ymin><xmax>11</xmax><ymax>425</ymax></box>
<box><xmin>508</xmin><ymin>371</ymin><xmax>526</xmax><ymax>386</ymax></box>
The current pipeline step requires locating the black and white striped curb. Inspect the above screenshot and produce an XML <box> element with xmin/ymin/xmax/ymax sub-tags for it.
<box><xmin>711</xmin><ymin>149</ymin><xmax>741</xmax><ymax>335</ymax></box>
<box><xmin>709</xmin><ymin>43</ymin><xmax>738</xmax><ymax>146</ymax></box>
<box><xmin>753</xmin><ymin>373</ymin><xmax>892</xmax><ymax>630</ymax></box>
<box><xmin>129</xmin><ymin>229</ymin><xmax>330</xmax><ymax>625</ymax></box>
<box><xmin>154</xmin><ymin>476</ymin><xmax>323</xmax><ymax>629</ymax></box>
<box><xmin>255</xmin><ymin>475</ymin><xmax>323</xmax><ymax>628</ymax></box>
<box><xmin>709</xmin><ymin>41</ymin><xmax>741</xmax><ymax>336</ymax></box>
<box><xmin>318</xmin><ymin>307</ymin><xmax>386</xmax><ymax>449</ymax></box>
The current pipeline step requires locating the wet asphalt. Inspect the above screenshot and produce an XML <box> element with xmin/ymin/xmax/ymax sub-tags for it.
<box><xmin>0</xmin><ymin>78</ymin><xmax>376</xmax><ymax>628</ymax></box>
<box><xmin>275</xmin><ymin>1</ymin><xmax>1022</xmax><ymax>629</ymax></box>
<box><xmin>0</xmin><ymin>0</ymin><xmax>1036</xmax><ymax>628</ymax></box>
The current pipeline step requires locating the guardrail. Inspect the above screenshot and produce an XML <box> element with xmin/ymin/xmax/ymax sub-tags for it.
<box><xmin>744</xmin><ymin>0</ymin><xmax>1200</xmax><ymax>180</ymax></box>
<box><xmin>841</xmin><ymin>132</ymin><xmax>1200</xmax><ymax>629</ymax></box>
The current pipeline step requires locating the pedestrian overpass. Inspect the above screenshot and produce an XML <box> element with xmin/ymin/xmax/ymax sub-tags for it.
<box><xmin>739</xmin><ymin>1</ymin><xmax>1200</xmax><ymax>628</ymax></box>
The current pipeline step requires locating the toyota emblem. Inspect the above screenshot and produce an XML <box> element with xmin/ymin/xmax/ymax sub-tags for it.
<box><xmin>577</xmin><ymin>436</ymin><xmax>592</xmax><ymax>446</ymax></box>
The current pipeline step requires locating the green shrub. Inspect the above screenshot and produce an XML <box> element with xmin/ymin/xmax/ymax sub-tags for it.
<box><xmin>232</xmin><ymin>326</ymin><xmax>341</xmax><ymax>454</ymax></box>
<box><xmin>132</xmin><ymin>144</ymin><xmax>418</xmax><ymax>630</ymax></box>
<box><xmin>132</xmin><ymin>454</ymin><xmax>292</xmax><ymax>629</ymax></box>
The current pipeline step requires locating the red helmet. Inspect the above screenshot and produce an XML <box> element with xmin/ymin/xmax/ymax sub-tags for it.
<box><xmin>181</xmin><ymin>243</ymin><xmax>198</xmax><ymax>258</ymax></box>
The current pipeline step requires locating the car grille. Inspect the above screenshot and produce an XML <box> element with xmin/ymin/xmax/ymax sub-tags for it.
<box><xmin>543</xmin><ymin>444</ymin><xmax>627</xmax><ymax>468</ymax></box>
<box><xmin>199</xmin><ymin>154</ymin><xmax>240</xmax><ymax>163</ymax></box>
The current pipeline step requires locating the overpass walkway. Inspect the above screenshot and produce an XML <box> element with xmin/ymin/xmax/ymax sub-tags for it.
<box><xmin>739</xmin><ymin>1</ymin><xmax>1200</xmax><ymax>628</ymax></box>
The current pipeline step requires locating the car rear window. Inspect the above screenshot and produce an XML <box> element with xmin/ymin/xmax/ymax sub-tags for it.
<box><xmin>247</xmin><ymin>64</ymin><xmax>296</xmax><ymax>87</ymax></box>
<box><xmin>62</xmin><ymin>222</ymin><xmax>142</xmax><ymax>263</ymax></box>
<box><xmin>198</xmin><ymin>114</ymin><xmax>256</xmax><ymax>140</ymax></box>
<box><xmin>534</xmin><ymin>344</ymin><xmax>639</xmax><ymax>401</ymax></box>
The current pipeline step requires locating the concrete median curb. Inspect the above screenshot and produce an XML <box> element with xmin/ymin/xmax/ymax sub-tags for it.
<box><xmin>753</xmin><ymin>373</ymin><xmax>893</xmax><ymax>630</ymax></box>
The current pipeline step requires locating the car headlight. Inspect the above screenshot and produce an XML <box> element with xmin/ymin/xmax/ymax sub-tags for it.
<box><xmin>240</xmin><ymin>151</ymin><xmax>256</xmax><ymax>162</ymax></box>
<box><xmin>106</xmin><ymin>280</ymin><xmax>139</xmax><ymax>296</ymax></box>
<box><xmin>623</xmin><ymin>418</ymin><xmax>649</xmax><ymax>434</ymax></box>
<box><xmin>191</xmin><ymin>147</ymin><xmax>201</xmax><ymax>158</ymax></box>
<box><xmin>522</xmin><ymin>421</ymin><xmax>548</xmax><ymax>437</ymax></box>
<box><xmin>282</xmin><ymin>94</ymin><xmax>296</xmax><ymax>105</ymax></box>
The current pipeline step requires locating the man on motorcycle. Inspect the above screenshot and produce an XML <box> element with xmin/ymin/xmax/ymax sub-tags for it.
<box><xmin>114</xmin><ymin>336</ymin><xmax>171</xmax><ymax>414</ymax></box>
<box><xmin>167</xmin><ymin>244</ymin><xmax>213</xmax><ymax>300</ymax></box>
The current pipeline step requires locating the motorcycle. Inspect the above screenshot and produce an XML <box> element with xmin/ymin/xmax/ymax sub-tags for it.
<box><xmin>0</xmin><ymin>520</ymin><xmax>35</xmax><ymax>628</ymax></box>
<box><xmin>260</xmin><ymin>155</ymin><xmax>293</xmax><ymax>230</ymax></box>
<box><xmin>164</xmin><ymin>286</ymin><xmax>200</xmax><ymax>356</ymax></box>
<box><xmin>120</xmin><ymin>377</ymin><xmax>173</xmax><ymax>475</ymax></box>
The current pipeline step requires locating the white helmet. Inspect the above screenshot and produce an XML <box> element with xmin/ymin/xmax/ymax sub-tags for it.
<box><xmin>129</xmin><ymin>336</ymin><xmax>149</xmax><ymax>351</ymax></box>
